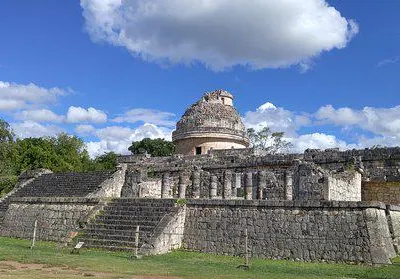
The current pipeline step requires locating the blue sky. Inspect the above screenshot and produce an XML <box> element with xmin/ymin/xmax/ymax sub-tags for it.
<box><xmin>0</xmin><ymin>0</ymin><xmax>399</xmax><ymax>157</ymax></box>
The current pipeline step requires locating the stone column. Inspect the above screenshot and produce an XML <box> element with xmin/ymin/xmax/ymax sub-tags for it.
<box><xmin>245</xmin><ymin>172</ymin><xmax>253</xmax><ymax>200</ymax></box>
<box><xmin>192</xmin><ymin>170</ymin><xmax>201</xmax><ymax>199</ymax></box>
<box><xmin>284</xmin><ymin>170</ymin><xmax>293</xmax><ymax>200</ymax></box>
<box><xmin>210</xmin><ymin>175</ymin><xmax>218</xmax><ymax>199</ymax></box>
<box><xmin>232</xmin><ymin>173</ymin><xmax>241</xmax><ymax>198</ymax></box>
<box><xmin>178</xmin><ymin>172</ymin><xmax>189</xmax><ymax>199</ymax></box>
<box><xmin>161</xmin><ymin>172</ymin><xmax>171</xmax><ymax>198</ymax></box>
<box><xmin>223</xmin><ymin>170</ymin><xmax>232</xmax><ymax>199</ymax></box>
<box><xmin>257</xmin><ymin>171</ymin><xmax>266</xmax><ymax>200</ymax></box>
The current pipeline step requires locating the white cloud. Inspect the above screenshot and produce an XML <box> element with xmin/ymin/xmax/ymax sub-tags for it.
<box><xmin>15</xmin><ymin>109</ymin><xmax>64</xmax><ymax>123</ymax></box>
<box><xmin>0</xmin><ymin>81</ymin><xmax>67</xmax><ymax>111</ymax></box>
<box><xmin>81</xmin><ymin>0</ymin><xmax>358</xmax><ymax>70</ymax></box>
<box><xmin>242</xmin><ymin>102</ymin><xmax>306</xmax><ymax>136</ymax></box>
<box><xmin>86</xmin><ymin>123</ymin><xmax>172</xmax><ymax>158</ymax></box>
<box><xmin>75</xmin><ymin>124</ymin><xmax>96</xmax><ymax>135</ymax></box>
<box><xmin>243</xmin><ymin>101</ymin><xmax>400</xmax><ymax>153</ymax></box>
<box><xmin>113</xmin><ymin>108</ymin><xmax>175</xmax><ymax>126</ymax></box>
<box><xmin>66</xmin><ymin>106</ymin><xmax>107</xmax><ymax>123</ymax></box>
<box><xmin>316</xmin><ymin>105</ymin><xmax>400</xmax><ymax>138</ymax></box>
<box><xmin>11</xmin><ymin>121</ymin><xmax>64</xmax><ymax>138</ymax></box>
<box><xmin>291</xmin><ymin>133</ymin><xmax>350</xmax><ymax>153</ymax></box>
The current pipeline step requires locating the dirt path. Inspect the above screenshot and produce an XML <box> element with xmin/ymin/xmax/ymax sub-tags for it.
<box><xmin>0</xmin><ymin>261</ymin><xmax>182</xmax><ymax>279</ymax></box>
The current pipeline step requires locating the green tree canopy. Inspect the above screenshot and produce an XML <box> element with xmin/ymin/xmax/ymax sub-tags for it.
<box><xmin>89</xmin><ymin>152</ymin><xmax>117</xmax><ymax>171</ymax></box>
<box><xmin>0</xmin><ymin>119</ymin><xmax>119</xmax><ymax>197</ymax></box>
<box><xmin>128</xmin><ymin>138</ymin><xmax>175</xmax><ymax>157</ymax></box>
<box><xmin>0</xmin><ymin>119</ymin><xmax>14</xmax><ymax>143</ymax></box>
<box><xmin>247</xmin><ymin>127</ymin><xmax>292</xmax><ymax>154</ymax></box>
<box><xmin>0</xmin><ymin>119</ymin><xmax>17</xmax><ymax>176</ymax></box>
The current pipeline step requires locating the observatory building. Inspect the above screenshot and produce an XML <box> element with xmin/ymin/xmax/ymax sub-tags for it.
<box><xmin>172</xmin><ymin>89</ymin><xmax>249</xmax><ymax>155</ymax></box>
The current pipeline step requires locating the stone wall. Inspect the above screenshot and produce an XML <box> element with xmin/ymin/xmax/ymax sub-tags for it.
<box><xmin>327</xmin><ymin>171</ymin><xmax>361</xmax><ymax>201</ymax></box>
<box><xmin>174</xmin><ymin>137</ymin><xmax>247</xmax><ymax>156</ymax></box>
<box><xmin>86</xmin><ymin>164</ymin><xmax>127</xmax><ymax>198</ymax></box>
<box><xmin>304</xmin><ymin>147</ymin><xmax>400</xmax><ymax>181</ymax></box>
<box><xmin>0</xmin><ymin>169</ymin><xmax>52</xmax><ymax>225</ymax></box>
<box><xmin>117</xmin><ymin>147</ymin><xmax>400</xmax><ymax>204</ymax></box>
<box><xmin>141</xmin><ymin>205</ymin><xmax>186</xmax><ymax>255</ymax></box>
<box><xmin>0</xmin><ymin>197</ymin><xmax>100</xmax><ymax>242</ymax></box>
<box><xmin>362</xmin><ymin>182</ymin><xmax>400</xmax><ymax>205</ymax></box>
<box><xmin>387</xmin><ymin>205</ymin><xmax>400</xmax><ymax>253</ymax></box>
<box><xmin>183</xmin><ymin>199</ymin><xmax>397</xmax><ymax>264</ymax></box>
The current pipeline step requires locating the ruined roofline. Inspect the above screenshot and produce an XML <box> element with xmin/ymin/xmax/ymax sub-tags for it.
<box><xmin>117</xmin><ymin>146</ymin><xmax>400</xmax><ymax>164</ymax></box>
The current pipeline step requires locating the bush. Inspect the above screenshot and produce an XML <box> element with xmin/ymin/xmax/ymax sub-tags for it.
<box><xmin>0</xmin><ymin>175</ymin><xmax>18</xmax><ymax>198</ymax></box>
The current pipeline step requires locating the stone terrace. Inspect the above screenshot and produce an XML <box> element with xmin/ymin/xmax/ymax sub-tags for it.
<box><xmin>14</xmin><ymin>171</ymin><xmax>114</xmax><ymax>197</ymax></box>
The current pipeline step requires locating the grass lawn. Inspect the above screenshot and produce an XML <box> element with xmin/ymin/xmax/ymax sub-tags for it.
<box><xmin>0</xmin><ymin>237</ymin><xmax>399</xmax><ymax>279</ymax></box>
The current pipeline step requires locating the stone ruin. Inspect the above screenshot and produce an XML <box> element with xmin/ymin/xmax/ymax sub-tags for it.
<box><xmin>0</xmin><ymin>90</ymin><xmax>400</xmax><ymax>264</ymax></box>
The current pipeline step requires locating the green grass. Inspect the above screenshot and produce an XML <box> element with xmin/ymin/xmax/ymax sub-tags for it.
<box><xmin>0</xmin><ymin>237</ymin><xmax>399</xmax><ymax>279</ymax></box>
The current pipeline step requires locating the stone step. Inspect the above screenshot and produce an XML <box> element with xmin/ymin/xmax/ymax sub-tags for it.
<box><xmin>97</xmin><ymin>212</ymin><xmax>167</xmax><ymax>218</ymax></box>
<box><xmin>98</xmin><ymin>213</ymin><xmax>167</xmax><ymax>221</ymax></box>
<box><xmin>94</xmin><ymin>217</ymin><xmax>161</xmax><ymax>226</ymax></box>
<box><xmin>109</xmin><ymin>198</ymin><xmax>176</xmax><ymax>205</ymax></box>
<box><xmin>83</xmin><ymin>228</ymin><xmax>153</xmax><ymax>240</ymax></box>
<box><xmin>86</xmin><ymin>223</ymin><xmax>156</xmax><ymax>232</ymax></box>
<box><xmin>102</xmin><ymin>206</ymin><xmax>174</xmax><ymax>213</ymax></box>
<box><xmin>14</xmin><ymin>171</ymin><xmax>114</xmax><ymax>198</ymax></box>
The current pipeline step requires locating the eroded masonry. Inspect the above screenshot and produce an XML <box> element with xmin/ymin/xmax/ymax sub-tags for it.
<box><xmin>1</xmin><ymin>90</ymin><xmax>399</xmax><ymax>264</ymax></box>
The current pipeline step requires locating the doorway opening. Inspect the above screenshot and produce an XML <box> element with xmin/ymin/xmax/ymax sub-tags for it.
<box><xmin>196</xmin><ymin>146</ymin><xmax>202</xmax><ymax>155</ymax></box>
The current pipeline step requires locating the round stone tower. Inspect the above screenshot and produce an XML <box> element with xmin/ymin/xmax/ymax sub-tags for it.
<box><xmin>172</xmin><ymin>89</ymin><xmax>249</xmax><ymax>155</ymax></box>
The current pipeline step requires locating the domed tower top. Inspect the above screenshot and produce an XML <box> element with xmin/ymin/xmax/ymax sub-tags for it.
<box><xmin>202</xmin><ymin>89</ymin><xmax>233</xmax><ymax>106</ymax></box>
<box><xmin>172</xmin><ymin>89</ymin><xmax>249</xmax><ymax>155</ymax></box>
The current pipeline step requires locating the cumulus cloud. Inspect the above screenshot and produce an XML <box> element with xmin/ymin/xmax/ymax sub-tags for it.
<box><xmin>86</xmin><ymin>123</ymin><xmax>172</xmax><ymax>158</ymax></box>
<box><xmin>291</xmin><ymin>133</ymin><xmax>350</xmax><ymax>153</ymax></box>
<box><xmin>113</xmin><ymin>108</ymin><xmax>175</xmax><ymax>126</ymax></box>
<box><xmin>243</xmin><ymin>102</ymin><xmax>308</xmax><ymax>136</ymax></box>
<box><xmin>316</xmin><ymin>105</ymin><xmax>400</xmax><ymax>138</ymax></box>
<box><xmin>15</xmin><ymin>109</ymin><xmax>64</xmax><ymax>123</ymax></box>
<box><xmin>243</xmin><ymin>101</ymin><xmax>400</xmax><ymax>153</ymax></box>
<box><xmin>66</xmin><ymin>106</ymin><xmax>107</xmax><ymax>123</ymax></box>
<box><xmin>81</xmin><ymin>0</ymin><xmax>358</xmax><ymax>70</ymax></box>
<box><xmin>0</xmin><ymin>81</ymin><xmax>67</xmax><ymax>111</ymax></box>
<box><xmin>11</xmin><ymin>121</ymin><xmax>64</xmax><ymax>138</ymax></box>
<box><xmin>75</xmin><ymin>124</ymin><xmax>96</xmax><ymax>135</ymax></box>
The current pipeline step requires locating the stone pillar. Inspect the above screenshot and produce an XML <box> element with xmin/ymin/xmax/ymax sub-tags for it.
<box><xmin>284</xmin><ymin>170</ymin><xmax>293</xmax><ymax>200</ymax></box>
<box><xmin>223</xmin><ymin>170</ymin><xmax>232</xmax><ymax>199</ymax></box>
<box><xmin>178</xmin><ymin>172</ymin><xmax>188</xmax><ymax>199</ymax></box>
<box><xmin>192</xmin><ymin>170</ymin><xmax>201</xmax><ymax>199</ymax></box>
<box><xmin>210</xmin><ymin>175</ymin><xmax>218</xmax><ymax>199</ymax></box>
<box><xmin>245</xmin><ymin>172</ymin><xmax>253</xmax><ymax>200</ymax></box>
<box><xmin>233</xmin><ymin>173</ymin><xmax>241</xmax><ymax>198</ymax></box>
<box><xmin>257</xmin><ymin>171</ymin><xmax>266</xmax><ymax>200</ymax></box>
<box><xmin>161</xmin><ymin>172</ymin><xmax>171</xmax><ymax>198</ymax></box>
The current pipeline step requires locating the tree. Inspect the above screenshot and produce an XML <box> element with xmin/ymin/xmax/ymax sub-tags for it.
<box><xmin>90</xmin><ymin>152</ymin><xmax>117</xmax><ymax>171</ymax></box>
<box><xmin>128</xmin><ymin>138</ymin><xmax>175</xmax><ymax>157</ymax></box>
<box><xmin>0</xmin><ymin>119</ymin><xmax>17</xmax><ymax>175</ymax></box>
<box><xmin>51</xmin><ymin>133</ymin><xmax>91</xmax><ymax>172</ymax></box>
<box><xmin>0</xmin><ymin>119</ymin><xmax>18</xmax><ymax>197</ymax></box>
<box><xmin>0</xmin><ymin>119</ymin><xmax>14</xmax><ymax>143</ymax></box>
<box><xmin>247</xmin><ymin>127</ymin><xmax>292</xmax><ymax>154</ymax></box>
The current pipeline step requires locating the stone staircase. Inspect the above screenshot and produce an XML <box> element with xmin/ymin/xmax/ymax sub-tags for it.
<box><xmin>0</xmin><ymin>170</ymin><xmax>114</xmax><ymax>225</ymax></box>
<box><xmin>14</xmin><ymin>171</ymin><xmax>114</xmax><ymax>197</ymax></box>
<box><xmin>80</xmin><ymin>198</ymin><xmax>178</xmax><ymax>252</ymax></box>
